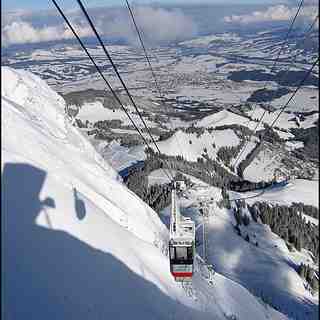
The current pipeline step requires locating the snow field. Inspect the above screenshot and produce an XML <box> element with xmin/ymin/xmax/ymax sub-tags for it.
<box><xmin>153</xmin><ymin>128</ymin><xmax>239</xmax><ymax>162</ymax></box>
<box><xmin>240</xmin><ymin>179</ymin><xmax>319</xmax><ymax>209</ymax></box>
<box><xmin>195</xmin><ymin>109</ymin><xmax>250</xmax><ymax>128</ymax></box>
<box><xmin>76</xmin><ymin>100</ymin><xmax>158</xmax><ymax>128</ymax></box>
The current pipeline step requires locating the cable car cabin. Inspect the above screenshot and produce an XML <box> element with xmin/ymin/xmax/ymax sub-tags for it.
<box><xmin>169</xmin><ymin>187</ymin><xmax>195</xmax><ymax>282</ymax></box>
<box><xmin>169</xmin><ymin>238</ymin><xmax>194</xmax><ymax>282</ymax></box>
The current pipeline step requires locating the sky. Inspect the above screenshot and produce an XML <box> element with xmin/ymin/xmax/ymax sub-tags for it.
<box><xmin>3</xmin><ymin>0</ymin><xmax>282</xmax><ymax>11</ymax></box>
<box><xmin>2</xmin><ymin>0</ymin><xmax>318</xmax><ymax>48</ymax></box>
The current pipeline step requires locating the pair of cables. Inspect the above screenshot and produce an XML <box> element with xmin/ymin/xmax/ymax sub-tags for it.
<box><xmin>51</xmin><ymin>0</ymin><xmax>175</xmax><ymax>182</ymax></box>
<box><xmin>232</xmin><ymin>0</ymin><xmax>314</xmax><ymax>167</ymax></box>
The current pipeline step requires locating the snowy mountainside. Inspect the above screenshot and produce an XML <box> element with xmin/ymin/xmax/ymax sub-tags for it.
<box><xmin>162</xmin><ymin>179</ymin><xmax>319</xmax><ymax>319</ymax></box>
<box><xmin>145</xmin><ymin>129</ymin><xmax>239</xmax><ymax>162</ymax></box>
<box><xmin>99</xmin><ymin>127</ymin><xmax>241</xmax><ymax>171</ymax></box>
<box><xmin>76</xmin><ymin>100</ymin><xmax>159</xmax><ymax>128</ymax></box>
<box><xmin>1</xmin><ymin>67</ymin><xmax>162</xmax><ymax>242</ymax></box>
<box><xmin>242</xmin><ymin>140</ymin><xmax>318</xmax><ymax>182</ymax></box>
<box><xmin>2</xmin><ymin>67</ymin><xmax>288</xmax><ymax>319</ymax></box>
<box><xmin>230</xmin><ymin>179</ymin><xmax>318</xmax><ymax>209</ymax></box>
<box><xmin>194</xmin><ymin>109</ymin><xmax>250</xmax><ymax>128</ymax></box>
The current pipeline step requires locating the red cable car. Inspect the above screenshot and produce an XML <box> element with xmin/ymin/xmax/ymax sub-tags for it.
<box><xmin>169</xmin><ymin>184</ymin><xmax>195</xmax><ymax>282</ymax></box>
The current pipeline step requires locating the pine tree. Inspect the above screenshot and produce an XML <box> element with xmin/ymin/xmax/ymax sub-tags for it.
<box><xmin>311</xmin><ymin>276</ymin><xmax>319</xmax><ymax>292</ymax></box>
<box><xmin>306</xmin><ymin>265</ymin><xmax>313</xmax><ymax>283</ymax></box>
<box><xmin>298</xmin><ymin>263</ymin><xmax>306</xmax><ymax>278</ymax></box>
<box><xmin>243</xmin><ymin>214</ymin><xmax>250</xmax><ymax>226</ymax></box>
<box><xmin>234</xmin><ymin>208</ymin><xmax>242</xmax><ymax>226</ymax></box>
<box><xmin>296</xmin><ymin>234</ymin><xmax>302</xmax><ymax>251</ymax></box>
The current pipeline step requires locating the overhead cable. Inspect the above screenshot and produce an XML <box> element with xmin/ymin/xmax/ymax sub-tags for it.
<box><xmin>51</xmin><ymin>0</ymin><xmax>146</xmax><ymax>143</ymax></box>
<box><xmin>76</xmin><ymin>0</ymin><xmax>174</xmax><ymax>181</ymax></box>
<box><xmin>51</xmin><ymin>0</ymin><xmax>173</xmax><ymax>181</ymax></box>
<box><xmin>233</xmin><ymin>0</ymin><xmax>306</xmax><ymax>167</ymax></box>
<box><xmin>125</xmin><ymin>0</ymin><xmax>185</xmax><ymax>163</ymax></box>
<box><xmin>266</xmin><ymin>57</ymin><xmax>319</xmax><ymax>130</ymax></box>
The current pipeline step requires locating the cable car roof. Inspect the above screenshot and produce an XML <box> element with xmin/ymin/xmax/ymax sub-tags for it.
<box><xmin>170</xmin><ymin>189</ymin><xmax>195</xmax><ymax>244</ymax></box>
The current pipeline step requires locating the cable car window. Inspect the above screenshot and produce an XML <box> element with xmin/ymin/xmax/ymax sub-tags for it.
<box><xmin>169</xmin><ymin>246</ymin><xmax>175</xmax><ymax>260</ymax></box>
<box><xmin>187</xmin><ymin>246</ymin><xmax>193</xmax><ymax>260</ymax></box>
<box><xmin>175</xmin><ymin>247</ymin><xmax>188</xmax><ymax>260</ymax></box>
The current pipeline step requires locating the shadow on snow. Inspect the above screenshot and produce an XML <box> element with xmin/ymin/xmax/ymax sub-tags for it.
<box><xmin>2</xmin><ymin>162</ymin><xmax>211</xmax><ymax>320</ymax></box>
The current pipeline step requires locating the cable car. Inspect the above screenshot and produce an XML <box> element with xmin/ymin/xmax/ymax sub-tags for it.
<box><xmin>169</xmin><ymin>236</ymin><xmax>195</xmax><ymax>281</ymax></box>
<box><xmin>169</xmin><ymin>183</ymin><xmax>195</xmax><ymax>282</ymax></box>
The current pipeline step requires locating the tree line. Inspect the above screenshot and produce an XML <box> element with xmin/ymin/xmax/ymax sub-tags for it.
<box><xmin>232</xmin><ymin>200</ymin><xmax>319</xmax><ymax>292</ymax></box>
<box><xmin>249</xmin><ymin>201</ymin><xmax>319</xmax><ymax>263</ymax></box>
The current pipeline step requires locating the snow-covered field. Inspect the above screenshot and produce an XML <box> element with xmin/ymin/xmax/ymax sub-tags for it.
<box><xmin>179</xmin><ymin>33</ymin><xmax>241</xmax><ymax>47</ymax></box>
<box><xmin>195</xmin><ymin>109</ymin><xmax>250</xmax><ymax>128</ymax></box>
<box><xmin>5</xmin><ymin>30</ymin><xmax>318</xmax><ymax>110</ymax></box>
<box><xmin>102</xmin><ymin>127</ymin><xmax>242</xmax><ymax>172</ymax></box>
<box><xmin>172</xmin><ymin>83</ymin><xmax>254</xmax><ymax>104</ymax></box>
<box><xmin>243</xmin><ymin>146</ymin><xmax>283</xmax><ymax>182</ymax></box>
<box><xmin>195</xmin><ymin>106</ymin><xmax>317</xmax><ymax>137</ymax></box>
<box><xmin>242</xmin><ymin>140</ymin><xmax>318</xmax><ymax>183</ymax></box>
<box><xmin>270</xmin><ymin>88</ymin><xmax>318</xmax><ymax>112</ymax></box>
<box><xmin>96</xmin><ymin>140</ymin><xmax>145</xmax><ymax>171</ymax></box>
<box><xmin>131</xmin><ymin>128</ymin><xmax>240</xmax><ymax>164</ymax></box>
<box><xmin>251</xmin><ymin>106</ymin><xmax>318</xmax><ymax>130</ymax></box>
<box><xmin>2</xmin><ymin>66</ymin><xmax>293</xmax><ymax>320</ymax></box>
<box><xmin>238</xmin><ymin>179</ymin><xmax>319</xmax><ymax>209</ymax></box>
<box><xmin>77</xmin><ymin>101</ymin><xmax>158</xmax><ymax>128</ymax></box>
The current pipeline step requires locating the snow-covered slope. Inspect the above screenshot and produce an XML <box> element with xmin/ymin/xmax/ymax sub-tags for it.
<box><xmin>76</xmin><ymin>100</ymin><xmax>158</xmax><ymax>128</ymax></box>
<box><xmin>251</xmin><ymin>106</ymin><xmax>318</xmax><ymax>130</ymax></box>
<box><xmin>195</xmin><ymin>109</ymin><xmax>249</xmax><ymax>128</ymax></box>
<box><xmin>195</xmin><ymin>106</ymin><xmax>317</xmax><ymax>133</ymax></box>
<box><xmin>110</xmin><ymin>127</ymin><xmax>241</xmax><ymax>172</ymax></box>
<box><xmin>94</xmin><ymin>140</ymin><xmax>144</xmax><ymax>171</ymax></box>
<box><xmin>235</xmin><ymin>179</ymin><xmax>319</xmax><ymax>209</ymax></box>
<box><xmin>2</xmin><ymin>67</ymin><xmax>288</xmax><ymax>319</ymax></box>
<box><xmin>133</xmin><ymin>128</ymin><xmax>240</xmax><ymax>164</ymax></box>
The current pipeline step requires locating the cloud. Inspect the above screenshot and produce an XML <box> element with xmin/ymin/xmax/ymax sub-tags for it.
<box><xmin>88</xmin><ymin>6</ymin><xmax>198</xmax><ymax>45</ymax></box>
<box><xmin>223</xmin><ymin>4</ymin><xmax>318</xmax><ymax>26</ymax></box>
<box><xmin>2</xmin><ymin>21</ymin><xmax>94</xmax><ymax>47</ymax></box>
<box><xmin>1</xmin><ymin>6</ymin><xmax>198</xmax><ymax>47</ymax></box>
<box><xmin>129</xmin><ymin>6</ymin><xmax>198</xmax><ymax>43</ymax></box>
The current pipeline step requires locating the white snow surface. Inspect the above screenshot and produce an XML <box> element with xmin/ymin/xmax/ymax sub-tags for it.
<box><xmin>302</xmin><ymin>214</ymin><xmax>319</xmax><ymax>226</ymax></box>
<box><xmin>134</xmin><ymin>129</ymin><xmax>240</xmax><ymax>163</ymax></box>
<box><xmin>180</xmin><ymin>33</ymin><xmax>241</xmax><ymax>47</ymax></box>
<box><xmin>195</xmin><ymin>109</ymin><xmax>250</xmax><ymax>128</ymax></box>
<box><xmin>149</xmin><ymin>168</ymin><xmax>174</xmax><ymax>186</ymax></box>
<box><xmin>97</xmin><ymin>140</ymin><xmax>145</xmax><ymax>171</ymax></box>
<box><xmin>2</xmin><ymin>67</ymin><xmax>288</xmax><ymax>320</ymax></box>
<box><xmin>238</xmin><ymin>179</ymin><xmax>319</xmax><ymax>209</ymax></box>
<box><xmin>196</xmin><ymin>107</ymin><xmax>317</xmax><ymax>137</ymax></box>
<box><xmin>77</xmin><ymin>100</ymin><xmax>158</xmax><ymax>128</ymax></box>
<box><xmin>252</xmin><ymin>106</ymin><xmax>318</xmax><ymax>130</ymax></box>
<box><xmin>270</xmin><ymin>88</ymin><xmax>318</xmax><ymax>112</ymax></box>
